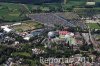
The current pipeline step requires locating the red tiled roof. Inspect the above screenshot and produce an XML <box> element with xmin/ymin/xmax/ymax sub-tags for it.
<box><xmin>59</xmin><ymin>31</ymin><xmax>69</xmax><ymax>35</ymax></box>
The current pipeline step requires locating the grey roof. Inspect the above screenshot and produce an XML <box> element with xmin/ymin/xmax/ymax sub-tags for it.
<box><xmin>25</xmin><ymin>34</ymin><xmax>33</xmax><ymax>37</ymax></box>
<box><xmin>0</xmin><ymin>33</ymin><xmax>3</xmax><ymax>35</ymax></box>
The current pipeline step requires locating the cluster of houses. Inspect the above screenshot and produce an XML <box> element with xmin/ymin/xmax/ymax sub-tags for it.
<box><xmin>0</xmin><ymin>23</ymin><xmax>46</xmax><ymax>44</ymax></box>
<box><xmin>0</xmin><ymin>22</ymin><xmax>100</xmax><ymax>66</ymax></box>
<box><xmin>32</xmin><ymin>48</ymin><xmax>45</xmax><ymax>56</ymax></box>
<box><xmin>41</xmin><ymin>30</ymin><xmax>84</xmax><ymax>51</ymax></box>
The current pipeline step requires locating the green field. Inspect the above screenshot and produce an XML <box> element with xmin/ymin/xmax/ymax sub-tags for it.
<box><xmin>96</xmin><ymin>0</ymin><xmax>100</xmax><ymax>2</ymax></box>
<box><xmin>11</xmin><ymin>52</ymin><xmax>31</xmax><ymax>57</ymax></box>
<box><xmin>0</xmin><ymin>3</ymin><xmax>29</xmax><ymax>22</ymax></box>
<box><xmin>26</xmin><ymin>0</ymin><xmax>86</xmax><ymax>12</ymax></box>
<box><xmin>87</xmin><ymin>23</ymin><xmax>100</xmax><ymax>29</ymax></box>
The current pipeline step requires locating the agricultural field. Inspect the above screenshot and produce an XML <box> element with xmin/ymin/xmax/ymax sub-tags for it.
<box><xmin>0</xmin><ymin>3</ymin><xmax>29</xmax><ymax>22</ymax></box>
<box><xmin>0</xmin><ymin>0</ymin><xmax>94</xmax><ymax>15</ymax></box>
<box><xmin>87</xmin><ymin>23</ymin><xmax>100</xmax><ymax>29</ymax></box>
<box><xmin>26</xmin><ymin>0</ymin><xmax>86</xmax><ymax>12</ymax></box>
<box><xmin>66</xmin><ymin>0</ymin><xmax>86</xmax><ymax>7</ymax></box>
<box><xmin>96</xmin><ymin>0</ymin><xmax>100</xmax><ymax>2</ymax></box>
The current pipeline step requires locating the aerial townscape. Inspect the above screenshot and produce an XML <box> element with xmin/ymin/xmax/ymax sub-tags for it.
<box><xmin>0</xmin><ymin>0</ymin><xmax>100</xmax><ymax>66</ymax></box>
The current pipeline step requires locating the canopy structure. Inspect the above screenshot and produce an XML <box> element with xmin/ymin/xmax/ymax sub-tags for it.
<box><xmin>24</xmin><ymin>34</ymin><xmax>33</xmax><ymax>41</ymax></box>
<box><xmin>1</xmin><ymin>25</ymin><xmax>12</xmax><ymax>33</ymax></box>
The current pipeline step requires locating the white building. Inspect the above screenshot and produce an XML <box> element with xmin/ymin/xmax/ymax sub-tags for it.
<box><xmin>1</xmin><ymin>25</ymin><xmax>12</xmax><ymax>33</ymax></box>
<box><xmin>12</xmin><ymin>23</ymin><xmax>21</xmax><ymax>26</ymax></box>
<box><xmin>86</xmin><ymin>2</ymin><xmax>95</xmax><ymax>6</ymax></box>
<box><xmin>23</xmin><ymin>34</ymin><xmax>33</xmax><ymax>41</ymax></box>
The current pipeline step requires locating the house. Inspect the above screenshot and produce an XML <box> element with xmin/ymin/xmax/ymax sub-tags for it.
<box><xmin>23</xmin><ymin>34</ymin><xmax>33</xmax><ymax>41</ymax></box>
<box><xmin>59</xmin><ymin>31</ymin><xmax>69</xmax><ymax>35</ymax></box>
<box><xmin>23</xmin><ymin>29</ymin><xmax>45</xmax><ymax>41</ymax></box>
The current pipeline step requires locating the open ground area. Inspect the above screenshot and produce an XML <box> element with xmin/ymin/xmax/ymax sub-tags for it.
<box><xmin>11</xmin><ymin>21</ymin><xmax>44</xmax><ymax>32</ymax></box>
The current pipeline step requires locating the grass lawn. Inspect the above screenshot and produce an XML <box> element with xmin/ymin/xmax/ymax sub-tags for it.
<box><xmin>11</xmin><ymin>52</ymin><xmax>31</xmax><ymax>57</ymax></box>
<box><xmin>87</xmin><ymin>23</ymin><xmax>100</xmax><ymax>29</ymax></box>
<box><xmin>27</xmin><ymin>59</ymin><xmax>36</xmax><ymax>66</ymax></box>
<box><xmin>67</xmin><ymin>1</ymin><xmax>85</xmax><ymax>6</ymax></box>
<box><xmin>95</xmin><ymin>35</ymin><xmax>100</xmax><ymax>39</ymax></box>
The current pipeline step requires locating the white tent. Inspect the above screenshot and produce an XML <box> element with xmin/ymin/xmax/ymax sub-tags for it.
<box><xmin>3</xmin><ymin>28</ymin><xmax>12</xmax><ymax>33</ymax></box>
<box><xmin>24</xmin><ymin>34</ymin><xmax>33</xmax><ymax>41</ymax></box>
